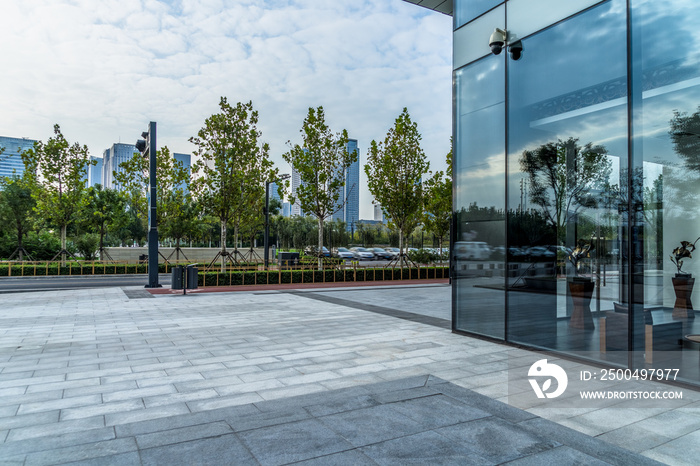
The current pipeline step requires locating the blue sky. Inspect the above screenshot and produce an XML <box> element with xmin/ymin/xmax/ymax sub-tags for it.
<box><xmin>0</xmin><ymin>0</ymin><xmax>452</xmax><ymax>218</ymax></box>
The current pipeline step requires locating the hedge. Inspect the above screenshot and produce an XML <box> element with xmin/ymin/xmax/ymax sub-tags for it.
<box><xmin>198</xmin><ymin>266</ymin><xmax>449</xmax><ymax>287</ymax></box>
<box><xmin>0</xmin><ymin>262</ymin><xmax>161</xmax><ymax>277</ymax></box>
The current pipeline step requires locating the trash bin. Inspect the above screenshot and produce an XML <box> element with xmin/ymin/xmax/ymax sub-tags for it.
<box><xmin>171</xmin><ymin>266</ymin><xmax>184</xmax><ymax>290</ymax></box>
<box><xmin>186</xmin><ymin>265</ymin><xmax>198</xmax><ymax>290</ymax></box>
<box><xmin>278</xmin><ymin>252</ymin><xmax>300</xmax><ymax>269</ymax></box>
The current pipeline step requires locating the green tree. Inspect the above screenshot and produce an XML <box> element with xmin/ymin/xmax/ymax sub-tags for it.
<box><xmin>520</xmin><ymin>137</ymin><xmax>612</xmax><ymax>245</ymax></box>
<box><xmin>0</xmin><ymin>175</ymin><xmax>36</xmax><ymax>260</ymax></box>
<box><xmin>423</xmin><ymin>143</ymin><xmax>452</xmax><ymax>255</ymax></box>
<box><xmin>190</xmin><ymin>98</ymin><xmax>276</xmax><ymax>270</ymax></box>
<box><xmin>365</xmin><ymin>108</ymin><xmax>430</xmax><ymax>265</ymax></box>
<box><xmin>115</xmin><ymin>145</ymin><xmax>197</xmax><ymax>261</ymax></box>
<box><xmin>283</xmin><ymin>106</ymin><xmax>355</xmax><ymax>269</ymax></box>
<box><xmin>83</xmin><ymin>185</ymin><xmax>129</xmax><ymax>261</ymax></box>
<box><xmin>21</xmin><ymin>124</ymin><xmax>94</xmax><ymax>264</ymax></box>
<box><xmin>160</xmin><ymin>191</ymin><xmax>200</xmax><ymax>261</ymax></box>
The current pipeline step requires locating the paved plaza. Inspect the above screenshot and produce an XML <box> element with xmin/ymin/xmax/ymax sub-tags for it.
<box><xmin>0</xmin><ymin>282</ymin><xmax>699</xmax><ymax>465</ymax></box>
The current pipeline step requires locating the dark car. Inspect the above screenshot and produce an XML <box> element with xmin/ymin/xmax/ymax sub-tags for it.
<box><xmin>370</xmin><ymin>247</ymin><xmax>393</xmax><ymax>260</ymax></box>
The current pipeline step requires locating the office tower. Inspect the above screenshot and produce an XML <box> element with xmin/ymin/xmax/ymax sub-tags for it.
<box><xmin>173</xmin><ymin>153</ymin><xmax>191</xmax><ymax>194</ymax></box>
<box><xmin>374</xmin><ymin>203</ymin><xmax>383</xmax><ymax>222</ymax></box>
<box><xmin>102</xmin><ymin>143</ymin><xmax>137</xmax><ymax>190</ymax></box>
<box><xmin>344</xmin><ymin>139</ymin><xmax>360</xmax><ymax>231</ymax></box>
<box><xmin>88</xmin><ymin>156</ymin><xmax>103</xmax><ymax>187</ymax></box>
<box><xmin>0</xmin><ymin>136</ymin><xmax>37</xmax><ymax>179</ymax></box>
<box><xmin>291</xmin><ymin>167</ymin><xmax>303</xmax><ymax>216</ymax></box>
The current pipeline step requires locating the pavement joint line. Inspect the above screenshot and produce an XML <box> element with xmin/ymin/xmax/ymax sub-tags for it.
<box><xmin>288</xmin><ymin>291</ymin><xmax>451</xmax><ymax>330</ymax></box>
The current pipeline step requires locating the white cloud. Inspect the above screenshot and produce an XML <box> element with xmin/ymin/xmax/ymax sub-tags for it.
<box><xmin>0</xmin><ymin>0</ymin><xmax>452</xmax><ymax>218</ymax></box>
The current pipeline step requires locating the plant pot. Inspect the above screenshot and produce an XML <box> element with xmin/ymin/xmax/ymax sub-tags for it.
<box><xmin>568</xmin><ymin>277</ymin><xmax>595</xmax><ymax>330</ymax></box>
<box><xmin>672</xmin><ymin>274</ymin><xmax>695</xmax><ymax>320</ymax></box>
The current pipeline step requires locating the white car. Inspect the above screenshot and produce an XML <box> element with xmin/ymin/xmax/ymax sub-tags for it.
<box><xmin>335</xmin><ymin>247</ymin><xmax>354</xmax><ymax>260</ymax></box>
<box><xmin>349</xmin><ymin>247</ymin><xmax>375</xmax><ymax>261</ymax></box>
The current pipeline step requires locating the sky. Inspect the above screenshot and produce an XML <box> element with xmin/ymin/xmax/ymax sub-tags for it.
<box><xmin>0</xmin><ymin>0</ymin><xmax>452</xmax><ymax>219</ymax></box>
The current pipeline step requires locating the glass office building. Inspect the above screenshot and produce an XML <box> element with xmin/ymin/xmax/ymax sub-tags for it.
<box><xmin>406</xmin><ymin>0</ymin><xmax>700</xmax><ymax>387</ymax></box>
<box><xmin>0</xmin><ymin>136</ymin><xmax>37</xmax><ymax>179</ymax></box>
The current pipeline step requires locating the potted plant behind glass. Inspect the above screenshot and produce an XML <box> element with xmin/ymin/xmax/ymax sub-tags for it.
<box><xmin>567</xmin><ymin>239</ymin><xmax>595</xmax><ymax>329</ymax></box>
<box><xmin>670</xmin><ymin>237</ymin><xmax>700</xmax><ymax>319</ymax></box>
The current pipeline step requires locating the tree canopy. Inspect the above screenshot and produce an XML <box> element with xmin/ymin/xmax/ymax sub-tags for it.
<box><xmin>423</xmin><ymin>142</ymin><xmax>452</xmax><ymax>254</ymax></box>
<box><xmin>21</xmin><ymin>124</ymin><xmax>93</xmax><ymax>264</ymax></box>
<box><xmin>190</xmin><ymin>98</ymin><xmax>276</xmax><ymax>269</ymax></box>
<box><xmin>365</xmin><ymin>108</ymin><xmax>429</xmax><ymax>264</ymax></box>
<box><xmin>283</xmin><ymin>106</ymin><xmax>354</xmax><ymax>268</ymax></box>
<box><xmin>520</xmin><ymin>137</ymin><xmax>612</xmax><ymax>245</ymax></box>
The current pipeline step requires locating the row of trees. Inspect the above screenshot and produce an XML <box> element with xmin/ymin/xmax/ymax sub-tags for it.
<box><xmin>0</xmin><ymin>98</ymin><xmax>452</xmax><ymax>268</ymax></box>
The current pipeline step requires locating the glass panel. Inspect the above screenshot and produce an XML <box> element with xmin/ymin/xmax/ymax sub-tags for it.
<box><xmin>507</xmin><ymin>0</ymin><xmax>603</xmax><ymax>41</ymax></box>
<box><xmin>631</xmin><ymin>0</ymin><xmax>700</xmax><ymax>384</ymax></box>
<box><xmin>454</xmin><ymin>5</ymin><xmax>505</xmax><ymax>70</ymax></box>
<box><xmin>454</xmin><ymin>55</ymin><xmax>506</xmax><ymax>339</ymax></box>
<box><xmin>454</xmin><ymin>0</ymin><xmax>502</xmax><ymax>29</ymax></box>
<box><xmin>507</xmin><ymin>0</ymin><xmax>627</xmax><ymax>362</ymax></box>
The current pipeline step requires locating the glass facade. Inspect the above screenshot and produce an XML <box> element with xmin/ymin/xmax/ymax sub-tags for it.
<box><xmin>0</xmin><ymin>136</ymin><xmax>37</xmax><ymax>180</ymax></box>
<box><xmin>453</xmin><ymin>0</ymin><xmax>700</xmax><ymax>386</ymax></box>
<box><xmin>454</xmin><ymin>0</ymin><xmax>501</xmax><ymax>28</ymax></box>
<box><xmin>345</xmin><ymin>139</ymin><xmax>360</xmax><ymax>230</ymax></box>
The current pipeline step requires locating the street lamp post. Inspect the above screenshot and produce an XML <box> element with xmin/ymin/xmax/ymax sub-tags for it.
<box><xmin>136</xmin><ymin>122</ymin><xmax>161</xmax><ymax>288</ymax></box>
<box><xmin>264</xmin><ymin>174</ymin><xmax>290</xmax><ymax>268</ymax></box>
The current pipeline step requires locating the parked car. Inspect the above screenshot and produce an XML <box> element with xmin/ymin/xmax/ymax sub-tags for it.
<box><xmin>370</xmin><ymin>247</ymin><xmax>393</xmax><ymax>260</ymax></box>
<box><xmin>527</xmin><ymin>246</ymin><xmax>556</xmax><ymax>260</ymax></box>
<box><xmin>349</xmin><ymin>247</ymin><xmax>375</xmax><ymax>261</ymax></box>
<box><xmin>384</xmin><ymin>247</ymin><xmax>400</xmax><ymax>258</ymax></box>
<box><xmin>304</xmin><ymin>246</ymin><xmax>330</xmax><ymax>257</ymax></box>
<box><xmin>453</xmin><ymin>241</ymin><xmax>490</xmax><ymax>260</ymax></box>
<box><xmin>334</xmin><ymin>247</ymin><xmax>354</xmax><ymax>260</ymax></box>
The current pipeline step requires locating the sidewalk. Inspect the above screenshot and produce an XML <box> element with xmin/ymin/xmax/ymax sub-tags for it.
<box><xmin>0</xmin><ymin>283</ymin><xmax>698</xmax><ymax>465</ymax></box>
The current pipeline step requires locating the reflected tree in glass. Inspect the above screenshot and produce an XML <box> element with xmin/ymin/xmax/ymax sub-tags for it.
<box><xmin>520</xmin><ymin>137</ymin><xmax>612</xmax><ymax>246</ymax></box>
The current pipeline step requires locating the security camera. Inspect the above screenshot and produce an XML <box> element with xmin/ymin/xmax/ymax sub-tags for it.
<box><xmin>509</xmin><ymin>40</ymin><xmax>523</xmax><ymax>60</ymax></box>
<box><xmin>489</xmin><ymin>28</ymin><xmax>506</xmax><ymax>55</ymax></box>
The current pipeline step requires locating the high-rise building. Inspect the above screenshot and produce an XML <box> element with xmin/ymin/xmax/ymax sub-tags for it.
<box><xmin>0</xmin><ymin>136</ymin><xmax>37</xmax><ymax>179</ymax></box>
<box><xmin>173</xmin><ymin>153</ymin><xmax>191</xmax><ymax>194</ymax></box>
<box><xmin>102</xmin><ymin>143</ymin><xmax>137</xmax><ymax>190</ymax></box>
<box><xmin>88</xmin><ymin>156</ymin><xmax>103</xmax><ymax>187</ymax></box>
<box><xmin>290</xmin><ymin>167</ymin><xmax>303</xmax><ymax>216</ymax></box>
<box><xmin>344</xmin><ymin>139</ymin><xmax>360</xmax><ymax>231</ymax></box>
<box><xmin>373</xmin><ymin>203</ymin><xmax>383</xmax><ymax>222</ymax></box>
<box><xmin>282</xmin><ymin>201</ymin><xmax>291</xmax><ymax>217</ymax></box>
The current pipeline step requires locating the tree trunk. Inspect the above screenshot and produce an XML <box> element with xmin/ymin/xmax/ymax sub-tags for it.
<box><xmin>398</xmin><ymin>229</ymin><xmax>404</xmax><ymax>269</ymax></box>
<box><xmin>16</xmin><ymin>223</ymin><xmax>24</xmax><ymax>261</ymax></box>
<box><xmin>318</xmin><ymin>218</ymin><xmax>324</xmax><ymax>270</ymax></box>
<box><xmin>61</xmin><ymin>224</ymin><xmax>67</xmax><ymax>267</ymax></box>
<box><xmin>234</xmin><ymin>223</ymin><xmax>239</xmax><ymax>252</ymax></box>
<box><xmin>220</xmin><ymin>219</ymin><xmax>227</xmax><ymax>272</ymax></box>
<box><xmin>176</xmin><ymin>237</ymin><xmax>180</xmax><ymax>261</ymax></box>
<box><xmin>99</xmin><ymin>223</ymin><xmax>105</xmax><ymax>261</ymax></box>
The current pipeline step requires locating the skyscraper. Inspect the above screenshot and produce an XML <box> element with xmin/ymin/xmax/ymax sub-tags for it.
<box><xmin>88</xmin><ymin>156</ymin><xmax>103</xmax><ymax>187</ymax></box>
<box><xmin>290</xmin><ymin>168</ymin><xmax>303</xmax><ymax>216</ymax></box>
<box><xmin>344</xmin><ymin>139</ymin><xmax>360</xmax><ymax>231</ymax></box>
<box><xmin>373</xmin><ymin>203</ymin><xmax>383</xmax><ymax>222</ymax></box>
<box><xmin>0</xmin><ymin>136</ymin><xmax>37</xmax><ymax>179</ymax></box>
<box><xmin>173</xmin><ymin>153</ymin><xmax>191</xmax><ymax>194</ymax></box>
<box><xmin>102</xmin><ymin>143</ymin><xmax>137</xmax><ymax>190</ymax></box>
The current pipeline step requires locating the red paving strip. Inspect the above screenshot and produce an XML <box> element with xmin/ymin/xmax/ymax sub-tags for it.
<box><xmin>146</xmin><ymin>278</ymin><xmax>449</xmax><ymax>295</ymax></box>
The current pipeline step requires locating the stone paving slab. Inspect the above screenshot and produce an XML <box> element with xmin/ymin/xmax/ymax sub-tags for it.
<box><xmin>0</xmin><ymin>375</ymin><xmax>662</xmax><ymax>465</ymax></box>
<box><xmin>0</xmin><ymin>284</ymin><xmax>698</xmax><ymax>464</ymax></box>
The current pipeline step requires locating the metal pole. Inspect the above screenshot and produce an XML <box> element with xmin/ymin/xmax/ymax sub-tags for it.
<box><xmin>264</xmin><ymin>181</ymin><xmax>270</xmax><ymax>268</ymax></box>
<box><xmin>145</xmin><ymin>121</ymin><xmax>161</xmax><ymax>288</ymax></box>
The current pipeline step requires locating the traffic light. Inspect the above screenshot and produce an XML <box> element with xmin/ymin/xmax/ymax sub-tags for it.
<box><xmin>135</xmin><ymin>131</ymin><xmax>149</xmax><ymax>154</ymax></box>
